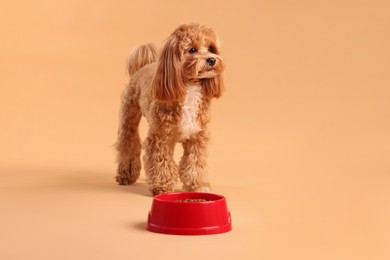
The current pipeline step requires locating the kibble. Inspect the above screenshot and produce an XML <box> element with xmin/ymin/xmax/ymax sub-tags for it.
<box><xmin>175</xmin><ymin>199</ymin><xmax>209</xmax><ymax>203</ymax></box>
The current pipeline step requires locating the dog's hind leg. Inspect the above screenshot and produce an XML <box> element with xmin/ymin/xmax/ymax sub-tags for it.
<box><xmin>115</xmin><ymin>88</ymin><xmax>142</xmax><ymax>185</ymax></box>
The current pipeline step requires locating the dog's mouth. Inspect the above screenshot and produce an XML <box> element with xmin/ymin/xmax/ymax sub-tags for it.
<box><xmin>197</xmin><ymin>69</ymin><xmax>218</xmax><ymax>79</ymax></box>
<box><xmin>197</xmin><ymin>66</ymin><xmax>218</xmax><ymax>79</ymax></box>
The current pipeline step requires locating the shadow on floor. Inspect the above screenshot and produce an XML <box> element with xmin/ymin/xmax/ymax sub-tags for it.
<box><xmin>132</xmin><ymin>222</ymin><xmax>148</xmax><ymax>231</ymax></box>
<box><xmin>24</xmin><ymin>167</ymin><xmax>153</xmax><ymax>197</ymax></box>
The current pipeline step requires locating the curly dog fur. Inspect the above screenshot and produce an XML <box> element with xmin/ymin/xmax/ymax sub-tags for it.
<box><xmin>115</xmin><ymin>23</ymin><xmax>225</xmax><ymax>195</ymax></box>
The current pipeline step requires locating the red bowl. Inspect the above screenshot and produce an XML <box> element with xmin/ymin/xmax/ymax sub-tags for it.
<box><xmin>147</xmin><ymin>192</ymin><xmax>232</xmax><ymax>235</ymax></box>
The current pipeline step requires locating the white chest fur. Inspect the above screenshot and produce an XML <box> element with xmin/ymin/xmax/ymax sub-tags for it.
<box><xmin>180</xmin><ymin>85</ymin><xmax>202</xmax><ymax>140</ymax></box>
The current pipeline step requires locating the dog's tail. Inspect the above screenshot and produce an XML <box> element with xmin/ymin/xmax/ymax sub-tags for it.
<box><xmin>127</xmin><ymin>43</ymin><xmax>157</xmax><ymax>76</ymax></box>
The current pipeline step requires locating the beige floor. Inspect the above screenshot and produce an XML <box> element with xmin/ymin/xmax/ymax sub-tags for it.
<box><xmin>1</xmin><ymin>1</ymin><xmax>389</xmax><ymax>259</ymax></box>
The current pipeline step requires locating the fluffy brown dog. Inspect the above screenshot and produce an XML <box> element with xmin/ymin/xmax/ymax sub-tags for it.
<box><xmin>115</xmin><ymin>23</ymin><xmax>225</xmax><ymax>195</ymax></box>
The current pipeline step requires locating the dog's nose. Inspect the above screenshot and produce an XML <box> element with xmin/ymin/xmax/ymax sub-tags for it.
<box><xmin>206</xmin><ymin>57</ymin><xmax>216</xmax><ymax>66</ymax></box>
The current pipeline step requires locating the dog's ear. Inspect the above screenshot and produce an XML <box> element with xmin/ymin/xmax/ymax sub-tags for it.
<box><xmin>201</xmin><ymin>73</ymin><xmax>224</xmax><ymax>99</ymax></box>
<box><xmin>152</xmin><ymin>36</ymin><xmax>185</xmax><ymax>102</ymax></box>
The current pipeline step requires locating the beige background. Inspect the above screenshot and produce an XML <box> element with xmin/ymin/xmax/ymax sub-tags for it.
<box><xmin>1</xmin><ymin>0</ymin><xmax>389</xmax><ymax>259</ymax></box>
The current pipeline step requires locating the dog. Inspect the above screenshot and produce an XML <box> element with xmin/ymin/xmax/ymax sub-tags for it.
<box><xmin>115</xmin><ymin>23</ymin><xmax>225</xmax><ymax>195</ymax></box>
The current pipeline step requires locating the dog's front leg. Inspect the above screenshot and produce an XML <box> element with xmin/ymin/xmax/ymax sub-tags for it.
<box><xmin>143</xmin><ymin>132</ymin><xmax>179</xmax><ymax>195</ymax></box>
<box><xmin>179</xmin><ymin>130</ymin><xmax>211</xmax><ymax>192</ymax></box>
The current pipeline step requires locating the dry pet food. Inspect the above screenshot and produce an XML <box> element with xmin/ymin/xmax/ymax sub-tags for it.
<box><xmin>175</xmin><ymin>199</ymin><xmax>209</xmax><ymax>203</ymax></box>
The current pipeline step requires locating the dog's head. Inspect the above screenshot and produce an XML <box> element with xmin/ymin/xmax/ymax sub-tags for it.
<box><xmin>152</xmin><ymin>23</ymin><xmax>225</xmax><ymax>102</ymax></box>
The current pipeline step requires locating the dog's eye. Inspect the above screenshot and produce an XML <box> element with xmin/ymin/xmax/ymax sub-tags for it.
<box><xmin>208</xmin><ymin>46</ymin><xmax>215</xmax><ymax>53</ymax></box>
<box><xmin>188</xmin><ymin>48</ymin><xmax>197</xmax><ymax>54</ymax></box>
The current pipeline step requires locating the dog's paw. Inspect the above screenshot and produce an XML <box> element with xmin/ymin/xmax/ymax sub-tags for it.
<box><xmin>115</xmin><ymin>175</ymin><xmax>132</xmax><ymax>185</ymax></box>
<box><xmin>115</xmin><ymin>170</ymin><xmax>138</xmax><ymax>185</ymax></box>
<box><xmin>116</xmin><ymin>162</ymin><xmax>140</xmax><ymax>185</ymax></box>
<box><xmin>195</xmin><ymin>185</ymin><xmax>211</xmax><ymax>193</ymax></box>
<box><xmin>183</xmin><ymin>184</ymin><xmax>211</xmax><ymax>193</ymax></box>
<box><xmin>150</xmin><ymin>187</ymin><xmax>173</xmax><ymax>196</ymax></box>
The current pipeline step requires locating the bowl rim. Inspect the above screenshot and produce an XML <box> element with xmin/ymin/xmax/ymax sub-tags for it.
<box><xmin>153</xmin><ymin>192</ymin><xmax>225</xmax><ymax>204</ymax></box>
